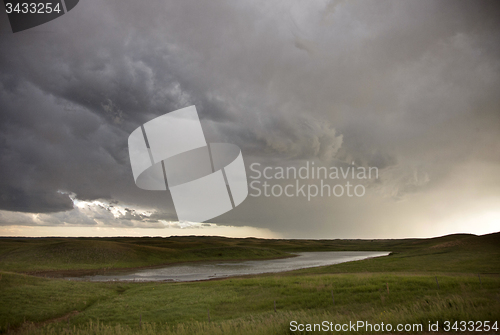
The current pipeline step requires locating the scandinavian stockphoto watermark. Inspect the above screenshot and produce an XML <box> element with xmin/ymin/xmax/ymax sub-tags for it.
<box><xmin>128</xmin><ymin>106</ymin><xmax>376</xmax><ymax>221</ymax></box>
<box><xmin>249</xmin><ymin>161</ymin><xmax>378</xmax><ymax>200</ymax></box>
<box><xmin>128</xmin><ymin>105</ymin><xmax>248</xmax><ymax>223</ymax></box>
<box><xmin>289</xmin><ymin>320</ymin><xmax>499</xmax><ymax>332</ymax></box>
<box><xmin>3</xmin><ymin>0</ymin><xmax>80</xmax><ymax>33</ymax></box>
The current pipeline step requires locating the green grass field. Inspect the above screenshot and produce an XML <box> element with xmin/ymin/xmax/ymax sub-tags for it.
<box><xmin>0</xmin><ymin>237</ymin><xmax>293</xmax><ymax>273</ymax></box>
<box><xmin>0</xmin><ymin>232</ymin><xmax>499</xmax><ymax>334</ymax></box>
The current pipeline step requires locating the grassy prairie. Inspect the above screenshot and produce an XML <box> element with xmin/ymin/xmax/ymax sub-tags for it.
<box><xmin>290</xmin><ymin>232</ymin><xmax>500</xmax><ymax>275</ymax></box>
<box><xmin>0</xmin><ymin>238</ymin><xmax>291</xmax><ymax>273</ymax></box>
<box><xmin>1</xmin><ymin>232</ymin><xmax>498</xmax><ymax>273</ymax></box>
<box><xmin>1</xmin><ymin>271</ymin><xmax>499</xmax><ymax>334</ymax></box>
<box><xmin>0</xmin><ymin>232</ymin><xmax>499</xmax><ymax>334</ymax></box>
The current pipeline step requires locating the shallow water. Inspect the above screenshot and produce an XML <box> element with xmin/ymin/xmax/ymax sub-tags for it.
<box><xmin>66</xmin><ymin>251</ymin><xmax>390</xmax><ymax>282</ymax></box>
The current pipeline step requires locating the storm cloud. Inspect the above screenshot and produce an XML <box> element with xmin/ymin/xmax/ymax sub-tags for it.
<box><xmin>0</xmin><ymin>0</ymin><xmax>499</xmax><ymax>238</ymax></box>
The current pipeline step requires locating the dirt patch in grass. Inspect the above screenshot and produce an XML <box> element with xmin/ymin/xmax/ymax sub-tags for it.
<box><xmin>38</xmin><ymin>311</ymin><xmax>80</xmax><ymax>327</ymax></box>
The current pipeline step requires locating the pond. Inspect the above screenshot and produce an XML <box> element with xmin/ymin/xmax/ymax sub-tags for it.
<box><xmin>66</xmin><ymin>251</ymin><xmax>390</xmax><ymax>282</ymax></box>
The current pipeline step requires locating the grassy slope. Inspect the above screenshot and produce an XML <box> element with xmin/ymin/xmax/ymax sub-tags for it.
<box><xmin>1</xmin><ymin>271</ymin><xmax>499</xmax><ymax>334</ymax></box>
<box><xmin>290</xmin><ymin>232</ymin><xmax>500</xmax><ymax>274</ymax></box>
<box><xmin>0</xmin><ymin>232</ymin><xmax>499</xmax><ymax>334</ymax></box>
<box><xmin>0</xmin><ymin>238</ymin><xmax>291</xmax><ymax>272</ymax></box>
<box><xmin>1</xmin><ymin>232</ymin><xmax>498</xmax><ymax>273</ymax></box>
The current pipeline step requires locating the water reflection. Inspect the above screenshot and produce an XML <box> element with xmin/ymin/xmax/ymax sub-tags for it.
<box><xmin>67</xmin><ymin>251</ymin><xmax>389</xmax><ymax>282</ymax></box>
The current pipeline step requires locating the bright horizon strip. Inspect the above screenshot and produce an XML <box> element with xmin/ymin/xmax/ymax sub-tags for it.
<box><xmin>0</xmin><ymin>192</ymin><xmax>498</xmax><ymax>239</ymax></box>
<box><xmin>0</xmin><ymin>218</ymin><xmax>497</xmax><ymax>239</ymax></box>
<box><xmin>0</xmin><ymin>225</ymin><xmax>282</xmax><ymax>239</ymax></box>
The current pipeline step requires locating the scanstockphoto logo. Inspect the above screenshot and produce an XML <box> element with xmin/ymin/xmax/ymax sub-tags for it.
<box><xmin>3</xmin><ymin>0</ymin><xmax>79</xmax><ymax>33</ymax></box>
<box><xmin>128</xmin><ymin>106</ymin><xmax>248</xmax><ymax>223</ymax></box>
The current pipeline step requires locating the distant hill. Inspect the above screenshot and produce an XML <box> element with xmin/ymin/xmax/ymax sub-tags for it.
<box><xmin>0</xmin><ymin>232</ymin><xmax>498</xmax><ymax>274</ymax></box>
<box><xmin>289</xmin><ymin>232</ymin><xmax>500</xmax><ymax>274</ymax></box>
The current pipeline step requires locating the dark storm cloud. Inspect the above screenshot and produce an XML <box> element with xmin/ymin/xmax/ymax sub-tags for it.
<box><xmin>0</xmin><ymin>0</ymin><xmax>345</xmax><ymax>213</ymax></box>
<box><xmin>0</xmin><ymin>0</ymin><xmax>499</xmax><ymax>237</ymax></box>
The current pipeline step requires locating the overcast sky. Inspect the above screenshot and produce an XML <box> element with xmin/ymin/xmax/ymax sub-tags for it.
<box><xmin>0</xmin><ymin>0</ymin><xmax>499</xmax><ymax>239</ymax></box>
